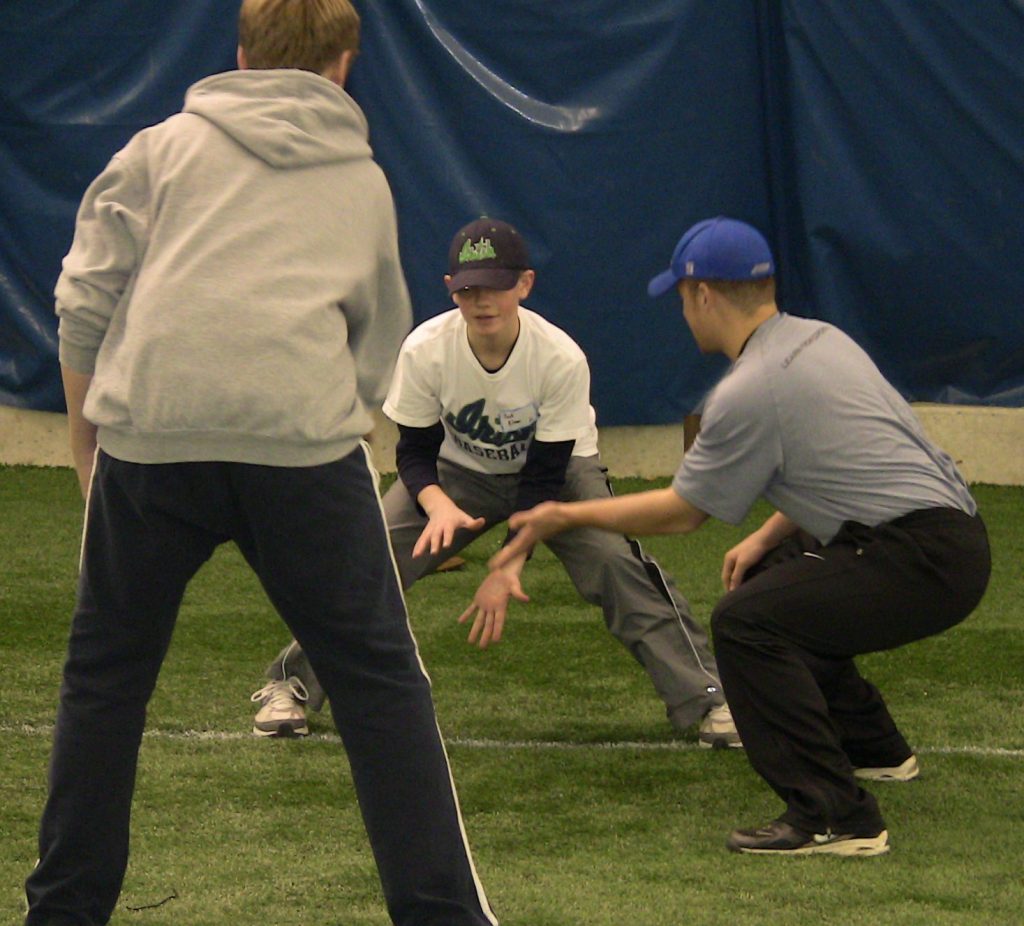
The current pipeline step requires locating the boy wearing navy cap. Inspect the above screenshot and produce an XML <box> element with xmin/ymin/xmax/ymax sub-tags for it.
<box><xmin>253</xmin><ymin>217</ymin><xmax>740</xmax><ymax>749</ymax></box>
<box><xmin>494</xmin><ymin>216</ymin><xmax>990</xmax><ymax>856</ymax></box>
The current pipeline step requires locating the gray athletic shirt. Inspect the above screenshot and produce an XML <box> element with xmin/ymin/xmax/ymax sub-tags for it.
<box><xmin>672</xmin><ymin>313</ymin><xmax>976</xmax><ymax>544</ymax></box>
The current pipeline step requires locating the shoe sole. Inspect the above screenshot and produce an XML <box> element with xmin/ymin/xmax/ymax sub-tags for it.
<box><xmin>252</xmin><ymin>722</ymin><xmax>309</xmax><ymax>738</ymax></box>
<box><xmin>735</xmin><ymin>831</ymin><xmax>890</xmax><ymax>857</ymax></box>
<box><xmin>699</xmin><ymin>738</ymin><xmax>744</xmax><ymax>750</ymax></box>
<box><xmin>854</xmin><ymin>756</ymin><xmax>919</xmax><ymax>782</ymax></box>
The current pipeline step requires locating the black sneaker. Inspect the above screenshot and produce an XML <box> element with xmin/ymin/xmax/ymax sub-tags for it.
<box><xmin>726</xmin><ymin>819</ymin><xmax>889</xmax><ymax>856</ymax></box>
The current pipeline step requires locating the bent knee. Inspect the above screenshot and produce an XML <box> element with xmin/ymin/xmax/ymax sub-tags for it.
<box><xmin>711</xmin><ymin>591</ymin><xmax>767</xmax><ymax>646</ymax></box>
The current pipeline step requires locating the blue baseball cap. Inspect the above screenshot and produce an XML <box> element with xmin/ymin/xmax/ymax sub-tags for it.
<box><xmin>647</xmin><ymin>217</ymin><xmax>775</xmax><ymax>297</ymax></box>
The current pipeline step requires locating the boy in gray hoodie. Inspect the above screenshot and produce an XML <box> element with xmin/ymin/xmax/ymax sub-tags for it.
<box><xmin>25</xmin><ymin>2</ymin><xmax>498</xmax><ymax>925</ymax></box>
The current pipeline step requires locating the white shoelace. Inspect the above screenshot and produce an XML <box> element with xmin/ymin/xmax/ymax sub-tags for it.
<box><xmin>250</xmin><ymin>677</ymin><xmax>309</xmax><ymax>708</ymax></box>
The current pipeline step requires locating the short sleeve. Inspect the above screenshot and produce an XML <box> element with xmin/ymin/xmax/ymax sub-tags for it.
<box><xmin>382</xmin><ymin>336</ymin><xmax>442</xmax><ymax>427</ymax></box>
<box><xmin>671</xmin><ymin>380</ymin><xmax>782</xmax><ymax>524</ymax></box>
<box><xmin>534</xmin><ymin>354</ymin><xmax>594</xmax><ymax>443</ymax></box>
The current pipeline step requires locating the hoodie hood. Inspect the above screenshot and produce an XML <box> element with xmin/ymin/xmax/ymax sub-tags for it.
<box><xmin>184</xmin><ymin>69</ymin><xmax>372</xmax><ymax>169</ymax></box>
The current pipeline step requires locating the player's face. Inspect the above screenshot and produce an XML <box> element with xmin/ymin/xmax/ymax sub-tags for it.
<box><xmin>450</xmin><ymin>270</ymin><xmax>534</xmax><ymax>341</ymax></box>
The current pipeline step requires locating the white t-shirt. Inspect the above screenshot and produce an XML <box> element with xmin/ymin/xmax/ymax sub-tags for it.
<box><xmin>383</xmin><ymin>307</ymin><xmax>599</xmax><ymax>474</ymax></box>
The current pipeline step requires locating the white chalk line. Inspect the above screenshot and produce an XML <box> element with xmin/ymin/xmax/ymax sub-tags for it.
<box><xmin>6</xmin><ymin>722</ymin><xmax>1024</xmax><ymax>759</ymax></box>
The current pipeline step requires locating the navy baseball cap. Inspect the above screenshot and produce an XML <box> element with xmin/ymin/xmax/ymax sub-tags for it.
<box><xmin>447</xmin><ymin>217</ymin><xmax>530</xmax><ymax>294</ymax></box>
<box><xmin>647</xmin><ymin>217</ymin><xmax>775</xmax><ymax>297</ymax></box>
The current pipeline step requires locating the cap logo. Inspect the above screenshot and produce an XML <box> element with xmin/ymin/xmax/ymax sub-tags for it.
<box><xmin>459</xmin><ymin>236</ymin><xmax>498</xmax><ymax>265</ymax></box>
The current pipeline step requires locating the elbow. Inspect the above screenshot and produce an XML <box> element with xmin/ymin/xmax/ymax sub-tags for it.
<box><xmin>676</xmin><ymin>512</ymin><xmax>706</xmax><ymax>535</ymax></box>
<box><xmin>666</xmin><ymin>491</ymin><xmax>707</xmax><ymax>535</ymax></box>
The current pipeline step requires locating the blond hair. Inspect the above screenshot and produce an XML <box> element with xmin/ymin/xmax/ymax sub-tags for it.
<box><xmin>239</xmin><ymin>0</ymin><xmax>360</xmax><ymax>73</ymax></box>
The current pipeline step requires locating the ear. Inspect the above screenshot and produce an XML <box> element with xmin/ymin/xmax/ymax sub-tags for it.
<box><xmin>323</xmin><ymin>49</ymin><xmax>357</xmax><ymax>87</ymax></box>
<box><xmin>237</xmin><ymin>46</ymin><xmax>248</xmax><ymax>70</ymax></box>
<box><xmin>516</xmin><ymin>269</ymin><xmax>536</xmax><ymax>299</ymax></box>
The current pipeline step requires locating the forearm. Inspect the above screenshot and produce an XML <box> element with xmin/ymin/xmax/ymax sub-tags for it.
<box><xmin>61</xmin><ymin>365</ymin><xmax>97</xmax><ymax>497</ymax></box>
<box><xmin>513</xmin><ymin>439</ymin><xmax>574</xmax><ymax>513</ymax></box>
<box><xmin>494</xmin><ymin>548</ymin><xmax>528</xmax><ymax>579</ymax></box>
<box><xmin>752</xmin><ymin>511</ymin><xmax>800</xmax><ymax>548</ymax></box>
<box><xmin>396</xmin><ymin>422</ymin><xmax>443</xmax><ymax>505</ymax></box>
<box><xmin>556</xmin><ymin>486</ymin><xmax>707</xmax><ymax>536</ymax></box>
<box><xmin>416</xmin><ymin>483</ymin><xmax>452</xmax><ymax>517</ymax></box>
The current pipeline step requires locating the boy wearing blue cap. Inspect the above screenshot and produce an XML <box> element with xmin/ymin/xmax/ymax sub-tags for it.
<box><xmin>494</xmin><ymin>216</ymin><xmax>990</xmax><ymax>856</ymax></box>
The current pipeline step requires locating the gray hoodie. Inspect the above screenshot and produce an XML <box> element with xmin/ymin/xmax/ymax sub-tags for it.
<box><xmin>56</xmin><ymin>69</ymin><xmax>411</xmax><ymax>466</ymax></box>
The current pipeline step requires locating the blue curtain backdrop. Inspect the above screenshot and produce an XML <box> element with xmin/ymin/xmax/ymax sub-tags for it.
<box><xmin>2</xmin><ymin>0</ymin><xmax>1022</xmax><ymax>423</ymax></box>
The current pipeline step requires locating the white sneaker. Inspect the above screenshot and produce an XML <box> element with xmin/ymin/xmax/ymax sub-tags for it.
<box><xmin>854</xmin><ymin>754</ymin><xmax>920</xmax><ymax>782</ymax></box>
<box><xmin>699</xmin><ymin>702</ymin><xmax>743</xmax><ymax>749</ymax></box>
<box><xmin>251</xmin><ymin>677</ymin><xmax>309</xmax><ymax>737</ymax></box>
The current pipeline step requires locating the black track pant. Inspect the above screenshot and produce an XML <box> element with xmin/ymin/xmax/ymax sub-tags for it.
<box><xmin>25</xmin><ymin>446</ymin><xmax>497</xmax><ymax>926</ymax></box>
<box><xmin>710</xmin><ymin>507</ymin><xmax>990</xmax><ymax>834</ymax></box>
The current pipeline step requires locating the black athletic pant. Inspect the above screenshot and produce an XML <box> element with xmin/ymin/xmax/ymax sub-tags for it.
<box><xmin>25</xmin><ymin>447</ymin><xmax>496</xmax><ymax>926</ymax></box>
<box><xmin>711</xmin><ymin>507</ymin><xmax>990</xmax><ymax>834</ymax></box>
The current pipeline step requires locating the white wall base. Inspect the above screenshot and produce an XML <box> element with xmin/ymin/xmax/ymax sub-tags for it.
<box><xmin>2</xmin><ymin>402</ymin><xmax>1021</xmax><ymax>485</ymax></box>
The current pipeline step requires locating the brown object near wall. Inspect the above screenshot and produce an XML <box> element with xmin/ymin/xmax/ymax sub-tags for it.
<box><xmin>683</xmin><ymin>414</ymin><xmax>702</xmax><ymax>452</ymax></box>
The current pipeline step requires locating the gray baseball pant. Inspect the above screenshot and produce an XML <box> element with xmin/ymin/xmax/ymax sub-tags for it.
<box><xmin>269</xmin><ymin>455</ymin><xmax>723</xmax><ymax>728</ymax></box>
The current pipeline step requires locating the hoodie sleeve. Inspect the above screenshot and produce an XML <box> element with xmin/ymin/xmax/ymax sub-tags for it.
<box><xmin>55</xmin><ymin>148</ymin><xmax>149</xmax><ymax>374</ymax></box>
<box><xmin>344</xmin><ymin>194</ymin><xmax>412</xmax><ymax>409</ymax></box>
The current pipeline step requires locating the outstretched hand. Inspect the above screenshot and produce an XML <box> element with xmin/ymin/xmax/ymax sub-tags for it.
<box><xmin>458</xmin><ymin>567</ymin><xmax>529</xmax><ymax>648</ymax></box>
<box><xmin>487</xmin><ymin>501</ymin><xmax>569</xmax><ymax>570</ymax></box>
<box><xmin>412</xmin><ymin>495</ymin><xmax>485</xmax><ymax>558</ymax></box>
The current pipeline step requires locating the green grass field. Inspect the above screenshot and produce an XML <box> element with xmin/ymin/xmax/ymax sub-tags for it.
<box><xmin>2</xmin><ymin>465</ymin><xmax>1023</xmax><ymax>925</ymax></box>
